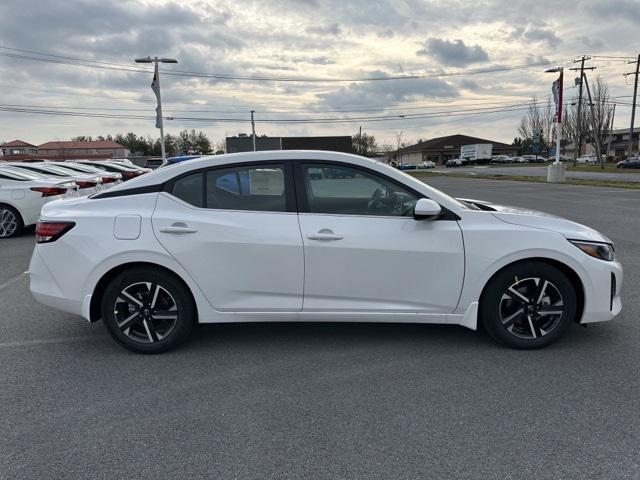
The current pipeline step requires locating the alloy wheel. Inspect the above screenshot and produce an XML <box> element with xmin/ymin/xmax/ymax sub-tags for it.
<box><xmin>499</xmin><ymin>277</ymin><xmax>564</xmax><ymax>340</ymax></box>
<box><xmin>113</xmin><ymin>282</ymin><xmax>179</xmax><ymax>343</ymax></box>
<box><xmin>0</xmin><ymin>208</ymin><xmax>18</xmax><ymax>238</ymax></box>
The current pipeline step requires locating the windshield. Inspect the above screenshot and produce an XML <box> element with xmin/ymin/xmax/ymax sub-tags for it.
<box><xmin>44</xmin><ymin>165</ymin><xmax>89</xmax><ymax>176</ymax></box>
<box><xmin>0</xmin><ymin>166</ymin><xmax>48</xmax><ymax>180</ymax></box>
<box><xmin>55</xmin><ymin>163</ymin><xmax>102</xmax><ymax>174</ymax></box>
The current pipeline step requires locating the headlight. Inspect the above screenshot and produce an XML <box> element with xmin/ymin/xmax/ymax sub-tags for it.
<box><xmin>569</xmin><ymin>240</ymin><xmax>616</xmax><ymax>261</ymax></box>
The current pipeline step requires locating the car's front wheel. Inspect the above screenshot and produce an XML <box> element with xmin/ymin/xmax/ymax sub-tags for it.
<box><xmin>101</xmin><ymin>267</ymin><xmax>196</xmax><ymax>353</ymax></box>
<box><xmin>480</xmin><ymin>261</ymin><xmax>577</xmax><ymax>349</ymax></box>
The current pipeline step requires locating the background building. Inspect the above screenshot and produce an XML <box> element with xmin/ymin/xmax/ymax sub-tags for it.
<box><xmin>226</xmin><ymin>135</ymin><xmax>353</xmax><ymax>154</ymax></box>
<box><xmin>0</xmin><ymin>139</ymin><xmax>130</xmax><ymax>161</ymax></box>
<box><xmin>564</xmin><ymin>128</ymin><xmax>640</xmax><ymax>160</ymax></box>
<box><xmin>0</xmin><ymin>140</ymin><xmax>39</xmax><ymax>157</ymax></box>
<box><xmin>388</xmin><ymin>134</ymin><xmax>518</xmax><ymax>165</ymax></box>
<box><xmin>226</xmin><ymin>135</ymin><xmax>282</xmax><ymax>153</ymax></box>
<box><xmin>37</xmin><ymin>140</ymin><xmax>129</xmax><ymax>158</ymax></box>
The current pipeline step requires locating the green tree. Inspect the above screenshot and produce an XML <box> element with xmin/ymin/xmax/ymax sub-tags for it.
<box><xmin>176</xmin><ymin>129</ymin><xmax>212</xmax><ymax>154</ymax></box>
<box><xmin>352</xmin><ymin>132</ymin><xmax>378</xmax><ymax>156</ymax></box>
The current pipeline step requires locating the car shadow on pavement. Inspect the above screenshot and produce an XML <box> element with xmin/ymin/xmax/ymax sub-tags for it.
<box><xmin>178</xmin><ymin>320</ymin><xmax>617</xmax><ymax>355</ymax></box>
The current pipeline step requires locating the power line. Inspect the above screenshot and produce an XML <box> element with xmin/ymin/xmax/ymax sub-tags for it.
<box><xmin>0</xmin><ymin>101</ymin><xmax>607</xmax><ymax>125</ymax></box>
<box><xmin>0</xmin><ymin>99</ymin><xmax>537</xmax><ymax>115</ymax></box>
<box><xmin>0</xmin><ymin>46</ymin><xmax>568</xmax><ymax>83</ymax></box>
<box><xmin>7</xmin><ymin>80</ymin><xmax>625</xmax><ymax>115</ymax></box>
<box><xmin>0</xmin><ymin>82</ymin><xmax>534</xmax><ymax>112</ymax></box>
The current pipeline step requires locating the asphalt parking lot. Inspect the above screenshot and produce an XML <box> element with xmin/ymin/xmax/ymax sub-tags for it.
<box><xmin>1</xmin><ymin>177</ymin><xmax>639</xmax><ymax>480</ymax></box>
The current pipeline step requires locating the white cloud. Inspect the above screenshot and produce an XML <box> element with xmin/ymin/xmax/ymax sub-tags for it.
<box><xmin>417</xmin><ymin>38</ymin><xmax>490</xmax><ymax>66</ymax></box>
<box><xmin>0</xmin><ymin>0</ymin><xmax>636</xmax><ymax>146</ymax></box>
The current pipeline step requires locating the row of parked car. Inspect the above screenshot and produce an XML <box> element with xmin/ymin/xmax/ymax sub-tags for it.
<box><xmin>394</xmin><ymin>161</ymin><xmax>436</xmax><ymax>171</ymax></box>
<box><xmin>0</xmin><ymin>159</ymin><xmax>150</xmax><ymax>238</ymax></box>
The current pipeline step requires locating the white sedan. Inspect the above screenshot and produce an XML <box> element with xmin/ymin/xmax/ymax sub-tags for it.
<box><xmin>418</xmin><ymin>161</ymin><xmax>436</xmax><ymax>169</ymax></box>
<box><xmin>29</xmin><ymin>151</ymin><xmax>622</xmax><ymax>353</ymax></box>
<box><xmin>6</xmin><ymin>162</ymin><xmax>105</xmax><ymax>196</ymax></box>
<box><xmin>0</xmin><ymin>167</ymin><xmax>76</xmax><ymax>238</ymax></box>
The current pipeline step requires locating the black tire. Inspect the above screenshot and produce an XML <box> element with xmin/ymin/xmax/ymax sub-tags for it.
<box><xmin>0</xmin><ymin>204</ymin><xmax>24</xmax><ymax>239</ymax></box>
<box><xmin>101</xmin><ymin>266</ymin><xmax>196</xmax><ymax>354</ymax></box>
<box><xmin>480</xmin><ymin>261</ymin><xmax>577</xmax><ymax>349</ymax></box>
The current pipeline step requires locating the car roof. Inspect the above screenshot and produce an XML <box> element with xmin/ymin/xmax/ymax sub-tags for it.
<box><xmin>99</xmin><ymin>150</ymin><xmax>465</xmax><ymax>211</ymax></box>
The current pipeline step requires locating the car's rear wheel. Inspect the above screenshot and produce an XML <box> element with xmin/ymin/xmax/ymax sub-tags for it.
<box><xmin>0</xmin><ymin>205</ymin><xmax>23</xmax><ymax>239</ymax></box>
<box><xmin>480</xmin><ymin>262</ymin><xmax>577</xmax><ymax>349</ymax></box>
<box><xmin>101</xmin><ymin>267</ymin><xmax>196</xmax><ymax>353</ymax></box>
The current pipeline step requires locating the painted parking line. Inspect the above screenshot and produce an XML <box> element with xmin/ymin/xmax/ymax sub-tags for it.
<box><xmin>0</xmin><ymin>271</ymin><xmax>28</xmax><ymax>292</ymax></box>
<box><xmin>0</xmin><ymin>334</ymin><xmax>108</xmax><ymax>349</ymax></box>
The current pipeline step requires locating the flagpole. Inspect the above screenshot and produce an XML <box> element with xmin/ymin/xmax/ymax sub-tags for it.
<box><xmin>135</xmin><ymin>56</ymin><xmax>178</xmax><ymax>166</ymax></box>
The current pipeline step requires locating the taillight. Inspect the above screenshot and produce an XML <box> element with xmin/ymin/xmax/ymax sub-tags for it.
<box><xmin>121</xmin><ymin>171</ymin><xmax>137</xmax><ymax>180</ymax></box>
<box><xmin>102</xmin><ymin>176</ymin><xmax>117</xmax><ymax>184</ymax></box>
<box><xmin>30</xmin><ymin>187</ymin><xmax>67</xmax><ymax>197</ymax></box>
<box><xmin>75</xmin><ymin>180</ymin><xmax>97</xmax><ymax>189</ymax></box>
<box><xmin>35</xmin><ymin>221</ymin><xmax>75</xmax><ymax>243</ymax></box>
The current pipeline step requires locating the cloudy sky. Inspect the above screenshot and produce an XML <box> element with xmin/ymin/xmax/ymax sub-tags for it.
<box><xmin>1</xmin><ymin>0</ymin><xmax>638</xmax><ymax>148</ymax></box>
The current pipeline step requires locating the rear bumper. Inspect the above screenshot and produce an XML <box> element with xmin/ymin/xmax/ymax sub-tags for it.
<box><xmin>29</xmin><ymin>248</ymin><xmax>84</xmax><ymax>318</ymax></box>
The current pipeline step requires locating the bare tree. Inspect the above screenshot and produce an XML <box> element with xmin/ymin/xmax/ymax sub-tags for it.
<box><xmin>542</xmin><ymin>97</ymin><xmax>554</xmax><ymax>154</ymax></box>
<box><xmin>586</xmin><ymin>76</ymin><xmax>614</xmax><ymax>166</ymax></box>
<box><xmin>563</xmin><ymin>99</ymin><xmax>588</xmax><ymax>162</ymax></box>
<box><xmin>379</xmin><ymin>142</ymin><xmax>396</xmax><ymax>153</ymax></box>
<box><xmin>518</xmin><ymin>96</ymin><xmax>554</xmax><ymax>154</ymax></box>
<box><xmin>214</xmin><ymin>139</ymin><xmax>226</xmax><ymax>154</ymax></box>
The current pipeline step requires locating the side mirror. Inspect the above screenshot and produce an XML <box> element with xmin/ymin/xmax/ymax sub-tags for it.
<box><xmin>413</xmin><ymin>198</ymin><xmax>442</xmax><ymax>220</ymax></box>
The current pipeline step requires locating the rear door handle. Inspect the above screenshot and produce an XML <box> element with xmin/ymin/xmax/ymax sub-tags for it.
<box><xmin>159</xmin><ymin>223</ymin><xmax>197</xmax><ymax>234</ymax></box>
<box><xmin>307</xmin><ymin>229</ymin><xmax>343</xmax><ymax>241</ymax></box>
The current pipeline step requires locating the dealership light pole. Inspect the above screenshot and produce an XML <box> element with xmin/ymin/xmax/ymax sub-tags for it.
<box><xmin>135</xmin><ymin>56</ymin><xmax>178</xmax><ymax>165</ymax></box>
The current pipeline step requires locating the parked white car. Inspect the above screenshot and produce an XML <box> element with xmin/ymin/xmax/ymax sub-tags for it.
<box><xmin>445</xmin><ymin>158</ymin><xmax>463</xmax><ymax>167</ymax></box>
<box><xmin>418</xmin><ymin>161</ymin><xmax>436</xmax><ymax>169</ymax></box>
<box><xmin>490</xmin><ymin>155</ymin><xmax>513</xmax><ymax>164</ymax></box>
<box><xmin>51</xmin><ymin>162</ymin><xmax>123</xmax><ymax>187</ymax></box>
<box><xmin>6</xmin><ymin>162</ymin><xmax>104</xmax><ymax>196</ymax></box>
<box><xmin>76</xmin><ymin>160</ymin><xmax>150</xmax><ymax>180</ymax></box>
<box><xmin>30</xmin><ymin>151</ymin><xmax>622</xmax><ymax>353</ymax></box>
<box><xmin>577</xmin><ymin>155</ymin><xmax>599</xmax><ymax>165</ymax></box>
<box><xmin>0</xmin><ymin>167</ymin><xmax>76</xmax><ymax>238</ymax></box>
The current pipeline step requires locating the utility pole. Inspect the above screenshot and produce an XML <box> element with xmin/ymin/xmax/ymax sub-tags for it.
<box><xmin>135</xmin><ymin>56</ymin><xmax>178</xmax><ymax>165</ymax></box>
<box><xmin>623</xmin><ymin>54</ymin><xmax>640</xmax><ymax>159</ymax></box>
<box><xmin>250</xmin><ymin>110</ymin><xmax>257</xmax><ymax>152</ymax></box>
<box><xmin>569</xmin><ymin>56</ymin><xmax>596</xmax><ymax>162</ymax></box>
<box><xmin>583</xmin><ymin>73</ymin><xmax>605</xmax><ymax>170</ymax></box>
<box><xmin>358</xmin><ymin>126</ymin><xmax>362</xmax><ymax>154</ymax></box>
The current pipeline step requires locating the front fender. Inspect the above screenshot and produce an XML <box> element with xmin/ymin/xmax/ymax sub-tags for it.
<box><xmin>455</xmin><ymin>212</ymin><xmax>594</xmax><ymax>315</ymax></box>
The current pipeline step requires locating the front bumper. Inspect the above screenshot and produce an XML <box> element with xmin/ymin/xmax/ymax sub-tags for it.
<box><xmin>579</xmin><ymin>258</ymin><xmax>623</xmax><ymax>324</ymax></box>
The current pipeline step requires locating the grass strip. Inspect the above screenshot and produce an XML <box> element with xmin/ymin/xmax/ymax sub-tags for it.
<box><xmin>409</xmin><ymin>171</ymin><xmax>640</xmax><ymax>190</ymax></box>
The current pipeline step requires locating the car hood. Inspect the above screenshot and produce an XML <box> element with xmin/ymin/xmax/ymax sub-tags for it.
<box><xmin>457</xmin><ymin>198</ymin><xmax>613</xmax><ymax>244</ymax></box>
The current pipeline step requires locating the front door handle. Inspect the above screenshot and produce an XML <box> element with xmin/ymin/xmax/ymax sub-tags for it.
<box><xmin>159</xmin><ymin>222</ymin><xmax>197</xmax><ymax>234</ymax></box>
<box><xmin>307</xmin><ymin>229</ymin><xmax>343</xmax><ymax>241</ymax></box>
